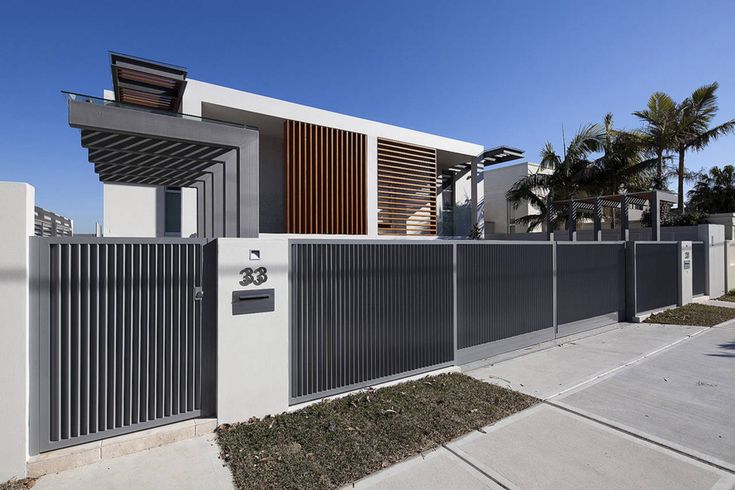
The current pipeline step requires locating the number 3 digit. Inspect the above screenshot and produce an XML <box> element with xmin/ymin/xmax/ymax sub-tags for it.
<box><xmin>239</xmin><ymin>267</ymin><xmax>254</xmax><ymax>286</ymax></box>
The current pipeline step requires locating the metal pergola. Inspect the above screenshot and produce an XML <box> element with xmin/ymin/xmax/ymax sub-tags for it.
<box><xmin>548</xmin><ymin>190</ymin><xmax>678</xmax><ymax>241</ymax></box>
<box><xmin>66</xmin><ymin>92</ymin><xmax>259</xmax><ymax>238</ymax></box>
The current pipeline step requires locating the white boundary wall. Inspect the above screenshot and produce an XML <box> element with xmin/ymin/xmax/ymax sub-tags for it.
<box><xmin>0</xmin><ymin>182</ymin><xmax>34</xmax><ymax>481</ymax></box>
<box><xmin>214</xmin><ymin>238</ymin><xmax>291</xmax><ymax>422</ymax></box>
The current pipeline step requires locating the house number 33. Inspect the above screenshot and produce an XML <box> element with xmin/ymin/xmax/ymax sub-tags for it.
<box><xmin>239</xmin><ymin>267</ymin><xmax>268</xmax><ymax>286</ymax></box>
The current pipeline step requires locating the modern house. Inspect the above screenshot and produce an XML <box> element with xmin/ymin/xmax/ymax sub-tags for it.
<box><xmin>484</xmin><ymin>161</ymin><xmax>550</xmax><ymax>234</ymax></box>
<box><xmin>75</xmin><ymin>53</ymin><xmax>523</xmax><ymax>239</ymax></box>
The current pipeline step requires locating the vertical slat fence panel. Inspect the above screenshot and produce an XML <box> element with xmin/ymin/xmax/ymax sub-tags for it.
<box><xmin>35</xmin><ymin>237</ymin><xmax>205</xmax><ymax>452</ymax></box>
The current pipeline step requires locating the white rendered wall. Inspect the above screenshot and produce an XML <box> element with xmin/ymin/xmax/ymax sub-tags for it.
<box><xmin>699</xmin><ymin>224</ymin><xmax>726</xmax><ymax>297</ymax></box>
<box><xmin>104</xmin><ymin>184</ymin><xmax>197</xmax><ymax>238</ymax></box>
<box><xmin>215</xmin><ymin>238</ymin><xmax>290</xmax><ymax>423</ymax></box>
<box><xmin>484</xmin><ymin>162</ymin><xmax>547</xmax><ymax>234</ymax></box>
<box><xmin>181</xmin><ymin>187</ymin><xmax>198</xmax><ymax>237</ymax></box>
<box><xmin>0</xmin><ymin>182</ymin><xmax>34</xmax><ymax>481</ymax></box>
<box><xmin>103</xmin><ymin>183</ymin><xmax>160</xmax><ymax>237</ymax></box>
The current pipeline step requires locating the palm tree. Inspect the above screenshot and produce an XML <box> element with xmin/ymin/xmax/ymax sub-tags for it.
<box><xmin>633</xmin><ymin>92</ymin><xmax>678</xmax><ymax>190</ymax></box>
<box><xmin>687</xmin><ymin>164</ymin><xmax>735</xmax><ymax>214</ymax></box>
<box><xmin>506</xmin><ymin>124</ymin><xmax>605</xmax><ymax>231</ymax></box>
<box><xmin>673</xmin><ymin>82</ymin><xmax>735</xmax><ymax>211</ymax></box>
<box><xmin>585</xmin><ymin>114</ymin><xmax>657</xmax><ymax>227</ymax></box>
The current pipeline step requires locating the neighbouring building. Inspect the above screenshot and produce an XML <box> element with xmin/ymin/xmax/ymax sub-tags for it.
<box><xmin>33</xmin><ymin>206</ymin><xmax>72</xmax><ymax>237</ymax></box>
<box><xmin>68</xmin><ymin>53</ymin><xmax>522</xmax><ymax>239</ymax></box>
<box><xmin>484</xmin><ymin>161</ymin><xmax>550</xmax><ymax>234</ymax></box>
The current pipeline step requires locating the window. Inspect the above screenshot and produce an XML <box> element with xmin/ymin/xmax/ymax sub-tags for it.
<box><xmin>164</xmin><ymin>187</ymin><xmax>182</xmax><ymax>235</ymax></box>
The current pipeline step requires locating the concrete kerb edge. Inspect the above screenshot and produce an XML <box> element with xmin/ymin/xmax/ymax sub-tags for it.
<box><xmin>546</xmin><ymin>400</ymin><xmax>735</xmax><ymax>475</ymax></box>
<box><xmin>545</xmin><ymin>325</ymin><xmax>710</xmax><ymax>400</ymax></box>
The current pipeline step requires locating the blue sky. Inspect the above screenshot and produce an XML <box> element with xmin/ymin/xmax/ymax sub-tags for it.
<box><xmin>1</xmin><ymin>0</ymin><xmax>734</xmax><ymax>232</ymax></box>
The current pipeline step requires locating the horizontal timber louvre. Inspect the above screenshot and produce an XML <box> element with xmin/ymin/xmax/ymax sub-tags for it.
<box><xmin>377</xmin><ymin>138</ymin><xmax>437</xmax><ymax>236</ymax></box>
<box><xmin>33</xmin><ymin>237</ymin><xmax>206</xmax><ymax>452</ymax></box>
<box><xmin>284</xmin><ymin>120</ymin><xmax>366</xmax><ymax>234</ymax></box>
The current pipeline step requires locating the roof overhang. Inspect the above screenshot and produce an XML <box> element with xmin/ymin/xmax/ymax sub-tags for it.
<box><xmin>111</xmin><ymin>52</ymin><xmax>188</xmax><ymax>112</ymax></box>
<box><xmin>66</xmin><ymin>93</ymin><xmax>251</xmax><ymax>188</ymax></box>
<box><xmin>479</xmin><ymin>146</ymin><xmax>525</xmax><ymax>166</ymax></box>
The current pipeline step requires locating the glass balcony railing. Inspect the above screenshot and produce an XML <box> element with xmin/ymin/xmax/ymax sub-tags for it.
<box><xmin>62</xmin><ymin>91</ymin><xmax>247</xmax><ymax>129</ymax></box>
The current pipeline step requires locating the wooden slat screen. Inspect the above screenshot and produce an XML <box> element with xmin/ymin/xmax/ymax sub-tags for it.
<box><xmin>284</xmin><ymin>120</ymin><xmax>366</xmax><ymax>234</ymax></box>
<box><xmin>377</xmin><ymin>138</ymin><xmax>437</xmax><ymax>236</ymax></box>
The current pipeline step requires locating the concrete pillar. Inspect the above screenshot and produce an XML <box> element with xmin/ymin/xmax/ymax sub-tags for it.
<box><xmin>725</xmin><ymin>241</ymin><xmax>735</xmax><ymax>293</ymax></box>
<box><xmin>625</xmin><ymin>241</ymin><xmax>637</xmax><ymax>321</ymax></box>
<box><xmin>593</xmin><ymin>198</ymin><xmax>602</xmax><ymax>242</ymax></box>
<box><xmin>650</xmin><ymin>191</ymin><xmax>661</xmax><ymax>241</ymax></box>
<box><xmin>678</xmin><ymin>241</ymin><xmax>693</xmax><ymax>306</ymax></box>
<box><xmin>470</xmin><ymin>160</ymin><xmax>478</xmax><ymax>230</ymax></box>
<box><xmin>698</xmin><ymin>224</ymin><xmax>725</xmax><ymax>298</ymax></box>
<box><xmin>546</xmin><ymin>196</ymin><xmax>554</xmax><ymax>241</ymax></box>
<box><xmin>213</xmin><ymin>238</ymin><xmax>290</xmax><ymax>423</ymax></box>
<box><xmin>0</xmin><ymin>182</ymin><xmax>34</xmax><ymax>481</ymax></box>
<box><xmin>620</xmin><ymin>195</ymin><xmax>630</xmax><ymax>242</ymax></box>
<box><xmin>568</xmin><ymin>200</ymin><xmax>577</xmax><ymax>242</ymax></box>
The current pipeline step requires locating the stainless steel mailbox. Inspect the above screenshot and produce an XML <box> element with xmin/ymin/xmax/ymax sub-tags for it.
<box><xmin>232</xmin><ymin>288</ymin><xmax>275</xmax><ymax>315</ymax></box>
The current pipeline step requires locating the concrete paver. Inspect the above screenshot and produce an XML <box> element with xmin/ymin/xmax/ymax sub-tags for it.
<box><xmin>353</xmin><ymin>446</ymin><xmax>499</xmax><ymax>490</ymax></box>
<box><xmin>34</xmin><ymin>434</ymin><xmax>233</xmax><ymax>490</ymax></box>
<box><xmin>449</xmin><ymin>404</ymin><xmax>733</xmax><ymax>490</ymax></box>
<box><xmin>559</xmin><ymin>326</ymin><xmax>735</xmax><ymax>470</ymax></box>
<box><xmin>465</xmin><ymin>323</ymin><xmax>704</xmax><ymax>398</ymax></box>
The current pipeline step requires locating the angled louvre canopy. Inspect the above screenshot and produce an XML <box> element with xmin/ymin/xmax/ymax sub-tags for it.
<box><xmin>66</xmin><ymin>92</ymin><xmax>260</xmax><ymax>237</ymax></box>
<box><xmin>81</xmin><ymin>128</ymin><xmax>231</xmax><ymax>187</ymax></box>
<box><xmin>111</xmin><ymin>52</ymin><xmax>187</xmax><ymax>112</ymax></box>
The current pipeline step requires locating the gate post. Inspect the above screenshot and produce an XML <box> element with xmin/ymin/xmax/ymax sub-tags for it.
<box><xmin>678</xmin><ymin>241</ymin><xmax>693</xmax><ymax>306</ymax></box>
<box><xmin>0</xmin><ymin>182</ymin><xmax>34</xmax><ymax>481</ymax></box>
<box><xmin>625</xmin><ymin>241</ymin><xmax>637</xmax><ymax>321</ymax></box>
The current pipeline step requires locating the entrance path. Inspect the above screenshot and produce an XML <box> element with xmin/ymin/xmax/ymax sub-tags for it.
<box><xmin>355</xmin><ymin>322</ymin><xmax>735</xmax><ymax>489</ymax></box>
<box><xmin>33</xmin><ymin>434</ymin><xmax>233</xmax><ymax>490</ymax></box>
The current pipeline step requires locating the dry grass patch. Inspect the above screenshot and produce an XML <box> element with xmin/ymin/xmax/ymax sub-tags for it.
<box><xmin>0</xmin><ymin>478</ymin><xmax>36</xmax><ymax>490</ymax></box>
<box><xmin>717</xmin><ymin>290</ymin><xmax>735</xmax><ymax>302</ymax></box>
<box><xmin>645</xmin><ymin>303</ymin><xmax>735</xmax><ymax>327</ymax></box>
<box><xmin>217</xmin><ymin>372</ymin><xmax>537</xmax><ymax>489</ymax></box>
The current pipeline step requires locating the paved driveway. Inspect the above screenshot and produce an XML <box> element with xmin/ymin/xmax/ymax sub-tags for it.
<box><xmin>357</xmin><ymin>322</ymin><xmax>735</xmax><ymax>489</ymax></box>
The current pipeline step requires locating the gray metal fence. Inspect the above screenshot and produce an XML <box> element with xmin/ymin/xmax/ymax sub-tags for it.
<box><xmin>556</xmin><ymin>243</ymin><xmax>626</xmax><ymax>334</ymax></box>
<box><xmin>634</xmin><ymin>242</ymin><xmax>678</xmax><ymax>313</ymax></box>
<box><xmin>692</xmin><ymin>241</ymin><xmax>706</xmax><ymax>296</ymax></box>
<box><xmin>456</xmin><ymin>243</ymin><xmax>554</xmax><ymax>361</ymax></box>
<box><xmin>290</xmin><ymin>241</ymin><xmax>454</xmax><ymax>403</ymax></box>
<box><xmin>31</xmin><ymin>237</ymin><xmax>207</xmax><ymax>452</ymax></box>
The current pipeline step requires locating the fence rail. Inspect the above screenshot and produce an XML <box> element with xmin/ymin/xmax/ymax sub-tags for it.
<box><xmin>31</xmin><ymin>237</ymin><xmax>206</xmax><ymax>452</ymax></box>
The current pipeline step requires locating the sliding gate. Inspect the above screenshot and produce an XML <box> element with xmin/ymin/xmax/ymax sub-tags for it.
<box><xmin>30</xmin><ymin>237</ymin><xmax>208</xmax><ymax>452</ymax></box>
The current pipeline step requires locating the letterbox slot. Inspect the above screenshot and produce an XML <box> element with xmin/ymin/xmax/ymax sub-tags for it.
<box><xmin>231</xmin><ymin>288</ymin><xmax>275</xmax><ymax>315</ymax></box>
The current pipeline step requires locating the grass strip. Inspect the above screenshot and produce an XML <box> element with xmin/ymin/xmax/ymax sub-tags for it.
<box><xmin>717</xmin><ymin>291</ymin><xmax>735</xmax><ymax>302</ymax></box>
<box><xmin>217</xmin><ymin>372</ymin><xmax>537</xmax><ymax>489</ymax></box>
<box><xmin>645</xmin><ymin>303</ymin><xmax>735</xmax><ymax>327</ymax></box>
<box><xmin>0</xmin><ymin>478</ymin><xmax>36</xmax><ymax>490</ymax></box>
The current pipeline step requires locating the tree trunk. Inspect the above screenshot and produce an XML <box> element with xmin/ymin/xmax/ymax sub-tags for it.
<box><xmin>678</xmin><ymin>147</ymin><xmax>685</xmax><ymax>212</ymax></box>
<box><xmin>656</xmin><ymin>151</ymin><xmax>664</xmax><ymax>189</ymax></box>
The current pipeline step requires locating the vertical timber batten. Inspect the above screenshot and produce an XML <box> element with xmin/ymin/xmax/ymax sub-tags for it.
<box><xmin>284</xmin><ymin>120</ymin><xmax>366</xmax><ymax>234</ymax></box>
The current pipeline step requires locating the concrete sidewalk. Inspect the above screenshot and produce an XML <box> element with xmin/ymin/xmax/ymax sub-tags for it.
<box><xmin>33</xmin><ymin>434</ymin><xmax>233</xmax><ymax>490</ymax></box>
<box><xmin>356</xmin><ymin>322</ymin><xmax>735</xmax><ymax>489</ymax></box>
